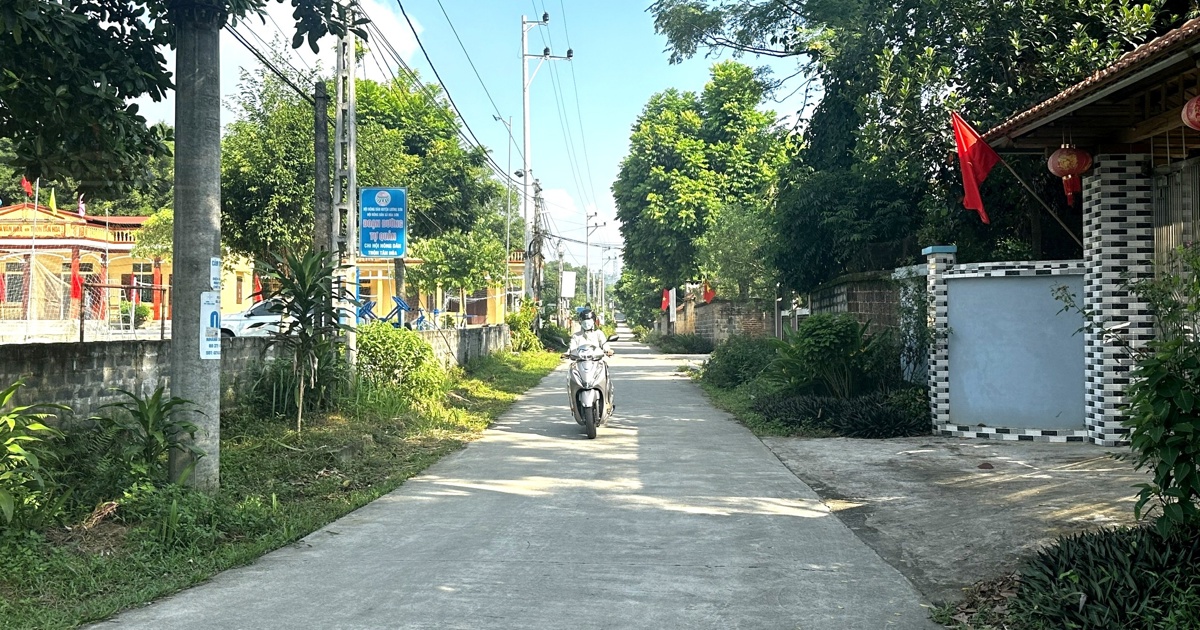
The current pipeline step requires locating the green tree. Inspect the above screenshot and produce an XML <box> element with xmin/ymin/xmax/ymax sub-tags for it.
<box><xmin>406</xmin><ymin>231</ymin><xmax>506</xmax><ymax>314</ymax></box>
<box><xmin>650</xmin><ymin>0</ymin><xmax>1177</xmax><ymax>274</ymax></box>
<box><xmin>131</xmin><ymin>208</ymin><xmax>174</xmax><ymax>261</ymax></box>
<box><xmin>612</xmin><ymin>268</ymin><xmax>664</xmax><ymax>329</ymax></box>
<box><xmin>220</xmin><ymin>58</ymin><xmax>501</xmax><ymax>265</ymax></box>
<box><xmin>613</xmin><ymin>61</ymin><xmax>784</xmax><ymax>288</ymax></box>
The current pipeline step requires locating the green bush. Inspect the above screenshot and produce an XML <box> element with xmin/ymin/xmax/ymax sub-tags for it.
<box><xmin>702</xmin><ymin>335</ymin><xmax>776</xmax><ymax>389</ymax></box>
<box><xmin>0</xmin><ymin>381</ymin><xmax>65</xmax><ymax>527</ymax></box>
<box><xmin>630</xmin><ymin>325</ymin><xmax>650</xmax><ymax>342</ymax></box>
<box><xmin>91</xmin><ymin>387</ymin><xmax>204</xmax><ymax>486</ymax></box>
<box><xmin>119</xmin><ymin>301</ymin><xmax>152</xmax><ymax>328</ymax></box>
<box><xmin>356</xmin><ymin>321</ymin><xmax>447</xmax><ymax>404</ymax></box>
<box><xmin>506</xmin><ymin>299</ymin><xmax>541</xmax><ymax>352</ymax></box>
<box><xmin>539</xmin><ymin>322</ymin><xmax>571</xmax><ymax>352</ymax></box>
<box><xmin>750</xmin><ymin>390</ymin><xmax>929</xmax><ymax>438</ymax></box>
<box><xmin>120</xmin><ymin>483</ymin><xmax>278</xmax><ymax>552</ymax></box>
<box><xmin>767</xmin><ymin>313</ymin><xmax>899</xmax><ymax>398</ymax></box>
<box><xmin>647</xmin><ymin>333</ymin><xmax>714</xmax><ymax>354</ymax></box>
<box><xmin>1013</xmin><ymin>524</ymin><xmax>1200</xmax><ymax>629</ymax></box>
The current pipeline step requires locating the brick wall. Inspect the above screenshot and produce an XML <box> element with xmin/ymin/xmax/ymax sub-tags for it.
<box><xmin>0</xmin><ymin>337</ymin><xmax>275</xmax><ymax>419</ymax></box>
<box><xmin>808</xmin><ymin>271</ymin><xmax>900</xmax><ymax>331</ymax></box>
<box><xmin>415</xmin><ymin>325</ymin><xmax>510</xmax><ymax>367</ymax></box>
<box><xmin>692</xmin><ymin>299</ymin><xmax>775</xmax><ymax>344</ymax></box>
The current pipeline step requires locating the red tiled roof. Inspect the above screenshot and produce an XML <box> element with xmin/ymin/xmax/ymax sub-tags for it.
<box><xmin>983</xmin><ymin>18</ymin><xmax>1200</xmax><ymax>144</ymax></box>
<box><xmin>83</xmin><ymin>215</ymin><xmax>147</xmax><ymax>226</ymax></box>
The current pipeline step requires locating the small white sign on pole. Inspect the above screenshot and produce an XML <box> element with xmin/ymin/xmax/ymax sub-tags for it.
<box><xmin>668</xmin><ymin>287</ymin><xmax>677</xmax><ymax>322</ymax></box>
<box><xmin>200</xmin><ymin>291</ymin><xmax>221</xmax><ymax>360</ymax></box>
<box><xmin>561</xmin><ymin>271</ymin><xmax>577</xmax><ymax>299</ymax></box>
<box><xmin>209</xmin><ymin>257</ymin><xmax>222</xmax><ymax>290</ymax></box>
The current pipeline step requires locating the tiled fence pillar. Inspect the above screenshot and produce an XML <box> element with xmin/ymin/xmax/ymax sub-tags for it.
<box><xmin>924</xmin><ymin>245</ymin><xmax>957</xmax><ymax>431</ymax></box>
<box><xmin>1082</xmin><ymin>154</ymin><xmax>1156</xmax><ymax>446</ymax></box>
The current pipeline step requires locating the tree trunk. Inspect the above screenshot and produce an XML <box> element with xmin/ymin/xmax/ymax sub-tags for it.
<box><xmin>168</xmin><ymin>0</ymin><xmax>225</xmax><ymax>492</ymax></box>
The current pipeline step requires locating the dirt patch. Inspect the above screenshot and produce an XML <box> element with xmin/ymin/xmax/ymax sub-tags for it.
<box><xmin>762</xmin><ymin>436</ymin><xmax>1146</xmax><ymax>605</ymax></box>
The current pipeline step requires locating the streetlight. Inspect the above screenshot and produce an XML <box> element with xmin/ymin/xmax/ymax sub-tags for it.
<box><xmin>521</xmin><ymin>12</ymin><xmax>571</xmax><ymax>298</ymax></box>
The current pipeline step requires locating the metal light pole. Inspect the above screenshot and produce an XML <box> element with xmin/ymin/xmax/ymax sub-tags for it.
<box><xmin>494</xmin><ymin>115</ymin><xmax>514</xmax><ymax>317</ymax></box>
<box><xmin>521</xmin><ymin>12</ymin><xmax>571</xmax><ymax>298</ymax></box>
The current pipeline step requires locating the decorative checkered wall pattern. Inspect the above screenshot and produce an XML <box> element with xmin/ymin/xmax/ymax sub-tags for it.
<box><xmin>923</xmin><ymin>249</ymin><xmax>1090</xmax><ymax>442</ymax></box>
<box><xmin>1082</xmin><ymin>154</ymin><xmax>1157</xmax><ymax>447</ymax></box>
<box><xmin>923</xmin><ymin>155</ymin><xmax>1159</xmax><ymax>446</ymax></box>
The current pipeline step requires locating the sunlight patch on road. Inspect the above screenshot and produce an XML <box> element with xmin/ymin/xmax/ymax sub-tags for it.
<box><xmin>612</xmin><ymin>494</ymin><xmax>830</xmax><ymax>518</ymax></box>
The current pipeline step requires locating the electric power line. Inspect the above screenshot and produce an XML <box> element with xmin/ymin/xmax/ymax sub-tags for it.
<box><xmin>434</xmin><ymin>0</ymin><xmax>524</xmax><ymax>162</ymax></box>
<box><xmin>227</xmin><ymin>26</ymin><xmax>314</xmax><ymax>106</ymax></box>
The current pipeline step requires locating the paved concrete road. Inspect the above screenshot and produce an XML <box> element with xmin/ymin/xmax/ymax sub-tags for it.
<box><xmin>96</xmin><ymin>333</ymin><xmax>935</xmax><ymax>630</ymax></box>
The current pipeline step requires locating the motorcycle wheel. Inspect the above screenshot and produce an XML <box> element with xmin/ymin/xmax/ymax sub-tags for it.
<box><xmin>582</xmin><ymin>403</ymin><xmax>597</xmax><ymax>440</ymax></box>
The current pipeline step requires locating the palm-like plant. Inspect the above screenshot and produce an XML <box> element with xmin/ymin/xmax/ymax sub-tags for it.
<box><xmin>260</xmin><ymin>250</ymin><xmax>354</xmax><ymax>431</ymax></box>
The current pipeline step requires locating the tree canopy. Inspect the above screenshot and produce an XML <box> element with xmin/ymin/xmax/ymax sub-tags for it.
<box><xmin>646</xmin><ymin>0</ymin><xmax>1182</xmax><ymax>294</ymax></box>
<box><xmin>612</xmin><ymin>61</ymin><xmax>785</xmax><ymax>289</ymax></box>
<box><xmin>0</xmin><ymin>0</ymin><xmax>358</xmax><ymax>199</ymax></box>
<box><xmin>220</xmin><ymin>53</ymin><xmax>502</xmax><ymax>265</ymax></box>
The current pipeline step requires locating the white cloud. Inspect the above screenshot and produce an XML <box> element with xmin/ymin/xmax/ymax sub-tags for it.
<box><xmin>130</xmin><ymin>0</ymin><xmax>418</xmax><ymax>128</ymax></box>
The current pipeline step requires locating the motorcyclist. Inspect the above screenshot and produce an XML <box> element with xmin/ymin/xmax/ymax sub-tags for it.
<box><xmin>569</xmin><ymin>307</ymin><xmax>613</xmax><ymax>355</ymax></box>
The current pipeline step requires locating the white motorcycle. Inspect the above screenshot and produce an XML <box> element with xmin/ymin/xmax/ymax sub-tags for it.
<box><xmin>565</xmin><ymin>339</ymin><xmax>617</xmax><ymax>439</ymax></box>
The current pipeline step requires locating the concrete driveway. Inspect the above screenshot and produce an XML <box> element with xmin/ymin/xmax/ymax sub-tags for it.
<box><xmin>95</xmin><ymin>333</ymin><xmax>936</xmax><ymax>630</ymax></box>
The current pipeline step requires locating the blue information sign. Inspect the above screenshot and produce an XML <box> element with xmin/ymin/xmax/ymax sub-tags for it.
<box><xmin>359</xmin><ymin>187</ymin><xmax>408</xmax><ymax>258</ymax></box>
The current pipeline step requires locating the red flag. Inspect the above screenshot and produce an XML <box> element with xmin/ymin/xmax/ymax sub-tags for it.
<box><xmin>951</xmin><ymin>112</ymin><xmax>1001</xmax><ymax>224</ymax></box>
<box><xmin>661</xmin><ymin>288</ymin><xmax>670</xmax><ymax>311</ymax></box>
<box><xmin>131</xmin><ymin>277</ymin><xmax>140</xmax><ymax>305</ymax></box>
<box><xmin>702</xmin><ymin>282</ymin><xmax>716</xmax><ymax>303</ymax></box>
<box><xmin>0</xmin><ymin>268</ymin><xmax>6</xmax><ymax>299</ymax></box>
<box><xmin>20</xmin><ymin>177</ymin><xmax>33</xmax><ymax>198</ymax></box>
<box><xmin>70</xmin><ymin>258</ymin><xmax>83</xmax><ymax>300</ymax></box>
<box><xmin>253</xmin><ymin>274</ymin><xmax>263</xmax><ymax>299</ymax></box>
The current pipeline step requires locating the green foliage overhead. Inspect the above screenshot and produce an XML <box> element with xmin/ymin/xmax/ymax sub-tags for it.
<box><xmin>221</xmin><ymin>58</ymin><xmax>502</xmax><ymax>264</ymax></box>
<box><xmin>613</xmin><ymin>61</ymin><xmax>785</xmax><ymax>287</ymax></box>
<box><xmin>648</xmin><ymin>0</ymin><xmax>1180</xmax><ymax>279</ymax></box>
<box><xmin>0</xmin><ymin>0</ymin><xmax>359</xmax><ymax>199</ymax></box>
<box><xmin>612</xmin><ymin>268</ymin><xmax>663</xmax><ymax>329</ymax></box>
<box><xmin>131</xmin><ymin>208</ymin><xmax>174</xmax><ymax>261</ymax></box>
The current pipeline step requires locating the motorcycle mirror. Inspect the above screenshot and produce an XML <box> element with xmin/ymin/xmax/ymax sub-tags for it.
<box><xmin>607</xmin><ymin>334</ymin><xmax>619</xmax><ymax>342</ymax></box>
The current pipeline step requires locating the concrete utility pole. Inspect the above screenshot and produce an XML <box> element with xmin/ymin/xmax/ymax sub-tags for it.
<box><xmin>584</xmin><ymin>214</ymin><xmax>605</xmax><ymax>304</ymax></box>
<box><xmin>333</xmin><ymin>16</ymin><xmax>358</xmax><ymax>364</ymax></box>
<box><xmin>313</xmin><ymin>81</ymin><xmax>332</xmax><ymax>253</ymax></box>
<box><xmin>521</xmin><ymin>13</ymin><xmax>570</xmax><ymax>298</ymax></box>
<box><xmin>529</xmin><ymin>180</ymin><xmax>546</xmax><ymax>303</ymax></box>
<box><xmin>168</xmin><ymin>0</ymin><xmax>225</xmax><ymax>491</ymax></box>
<box><xmin>494</xmin><ymin>115</ymin><xmax>514</xmax><ymax>316</ymax></box>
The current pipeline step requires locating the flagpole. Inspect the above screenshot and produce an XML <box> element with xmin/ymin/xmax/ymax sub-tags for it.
<box><xmin>28</xmin><ymin>178</ymin><xmax>39</xmax><ymax>337</ymax></box>
<box><xmin>997</xmin><ymin>158</ymin><xmax>1084</xmax><ymax>249</ymax></box>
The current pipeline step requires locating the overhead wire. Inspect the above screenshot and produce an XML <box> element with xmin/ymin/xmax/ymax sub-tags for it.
<box><xmin>226</xmin><ymin>26</ymin><xmax>315</xmax><ymax>106</ymax></box>
<box><xmin>528</xmin><ymin>0</ymin><xmax>594</xmax><ymax>213</ymax></box>
<box><xmin>433</xmin><ymin>0</ymin><xmax>524</xmax><ymax>162</ymax></box>
<box><xmin>555</xmin><ymin>0</ymin><xmax>602</xmax><ymax>209</ymax></box>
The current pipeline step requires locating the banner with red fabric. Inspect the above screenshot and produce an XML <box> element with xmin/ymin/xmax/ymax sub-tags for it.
<box><xmin>661</xmin><ymin>288</ymin><xmax>670</xmax><ymax>311</ymax></box>
<box><xmin>69</xmin><ymin>258</ymin><xmax>83</xmax><ymax>300</ymax></box>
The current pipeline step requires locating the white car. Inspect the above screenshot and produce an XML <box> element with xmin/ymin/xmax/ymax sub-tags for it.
<box><xmin>221</xmin><ymin>299</ymin><xmax>284</xmax><ymax>338</ymax></box>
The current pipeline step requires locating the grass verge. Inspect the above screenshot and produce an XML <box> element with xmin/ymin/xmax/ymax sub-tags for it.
<box><xmin>0</xmin><ymin>350</ymin><xmax>561</xmax><ymax>630</ymax></box>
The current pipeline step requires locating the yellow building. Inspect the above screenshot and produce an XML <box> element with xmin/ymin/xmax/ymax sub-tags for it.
<box><xmin>0</xmin><ymin>202</ymin><xmax>522</xmax><ymax>337</ymax></box>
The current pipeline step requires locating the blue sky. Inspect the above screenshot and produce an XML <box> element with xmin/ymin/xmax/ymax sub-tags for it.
<box><xmin>135</xmin><ymin>1</ymin><xmax>809</xmax><ymax>275</ymax></box>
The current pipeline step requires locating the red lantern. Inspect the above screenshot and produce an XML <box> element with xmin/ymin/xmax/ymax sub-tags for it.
<box><xmin>1183</xmin><ymin>95</ymin><xmax>1200</xmax><ymax>131</ymax></box>
<box><xmin>1048</xmin><ymin>145</ymin><xmax>1092</xmax><ymax>206</ymax></box>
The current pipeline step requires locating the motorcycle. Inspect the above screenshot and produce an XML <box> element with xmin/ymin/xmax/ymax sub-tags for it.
<box><xmin>565</xmin><ymin>338</ymin><xmax>617</xmax><ymax>439</ymax></box>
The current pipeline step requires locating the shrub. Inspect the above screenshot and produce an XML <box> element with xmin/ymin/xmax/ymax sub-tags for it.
<box><xmin>120</xmin><ymin>483</ymin><xmax>277</xmax><ymax>552</ymax></box>
<box><xmin>1013</xmin><ymin>524</ymin><xmax>1200</xmax><ymax>629</ymax></box>
<box><xmin>0</xmin><ymin>381</ymin><xmax>65</xmax><ymax>527</ymax></box>
<box><xmin>767</xmin><ymin>313</ymin><xmax>898</xmax><ymax>398</ymax></box>
<box><xmin>506</xmin><ymin>299</ymin><xmax>541</xmax><ymax>352</ymax></box>
<box><xmin>702</xmin><ymin>335</ymin><xmax>777</xmax><ymax>389</ymax></box>
<box><xmin>119</xmin><ymin>301</ymin><xmax>152</xmax><ymax>328</ymax></box>
<box><xmin>356</xmin><ymin>321</ymin><xmax>447</xmax><ymax>404</ymax></box>
<box><xmin>647</xmin><ymin>333</ymin><xmax>714</xmax><ymax>354</ymax></box>
<box><xmin>90</xmin><ymin>386</ymin><xmax>204</xmax><ymax>488</ymax></box>
<box><xmin>630</xmin><ymin>325</ymin><xmax>650</xmax><ymax>342</ymax></box>
<box><xmin>538</xmin><ymin>322</ymin><xmax>571</xmax><ymax>352</ymax></box>
<box><xmin>750</xmin><ymin>390</ymin><xmax>929</xmax><ymax>438</ymax></box>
